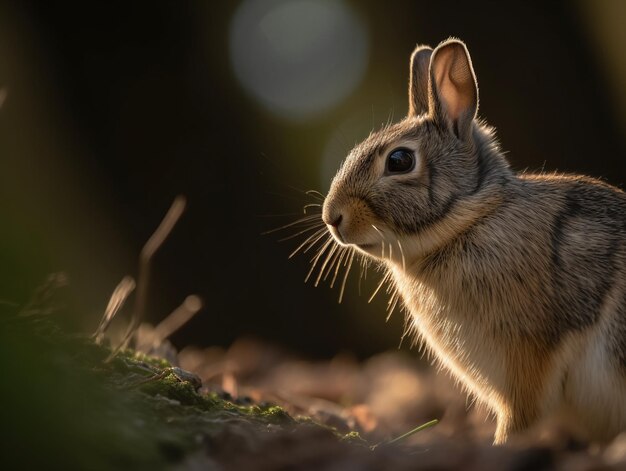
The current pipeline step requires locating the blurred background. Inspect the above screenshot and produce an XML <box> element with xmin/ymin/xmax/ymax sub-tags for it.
<box><xmin>1</xmin><ymin>0</ymin><xmax>625</xmax><ymax>359</ymax></box>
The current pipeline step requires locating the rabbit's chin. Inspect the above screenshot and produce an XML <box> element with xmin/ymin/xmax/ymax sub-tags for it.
<box><xmin>327</xmin><ymin>226</ymin><xmax>374</xmax><ymax>248</ymax></box>
<box><xmin>353</xmin><ymin>242</ymin><xmax>379</xmax><ymax>254</ymax></box>
<box><xmin>328</xmin><ymin>235</ymin><xmax>381</xmax><ymax>259</ymax></box>
<box><xmin>348</xmin><ymin>242</ymin><xmax>390</xmax><ymax>262</ymax></box>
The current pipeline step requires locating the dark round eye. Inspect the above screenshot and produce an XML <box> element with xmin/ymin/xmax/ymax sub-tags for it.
<box><xmin>386</xmin><ymin>148</ymin><xmax>415</xmax><ymax>174</ymax></box>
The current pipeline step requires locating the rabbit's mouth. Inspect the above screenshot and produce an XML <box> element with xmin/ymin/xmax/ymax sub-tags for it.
<box><xmin>327</xmin><ymin>225</ymin><xmax>346</xmax><ymax>245</ymax></box>
<box><xmin>329</xmin><ymin>228</ymin><xmax>378</xmax><ymax>253</ymax></box>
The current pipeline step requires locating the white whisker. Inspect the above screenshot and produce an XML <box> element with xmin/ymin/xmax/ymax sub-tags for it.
<box><xmin>397</xmin><ymin>239</ymin><xmax>406</xmax><ymax>271</ymax></box>
<box><xmin>309</xmin><ymin>235</ymin><xmax>332</xmax><ymax>260</ymax></box>
<box><xmin>386</xmin><ymin>289</ymin><xmax>399</xmax><ymax>322</ymax></box>
<box><xmin>303</xmin><ymin>203</ymin><xmax>322</xmax><ymax>214</ymax></box>
<box><xmin>288</xmin><ymin>227</ymin><xmax>328</xmax><ymax>258</ymax></box>
<box><xmin>279</xmin><ymin>222</ymin><xmax>325</xmax><ymax>242</ymax></box>
<box><xmin>358</xmin><ymin>256</ymin><xmax>367</xmax><ymax>296</ymax></box>
<box><xmin>330</xmin><ymin>248</ymin><xmax>348</xmax><ymax>288</ymax></box>
<box><xmin>363</xmin><ymin>256</ymin><xmax>369</xmax><ymax>280</ymax></box>
<box><xmin>305</xmin><ymin>237</ymin><xmax>334</xmax><ymax>282</ymax></box>
<box><xmin>315</xmin><ymin>244</ymin><xmax>339</xmax><ymax>287</ymax></box>
<box><xmin>302</xmin><ymin>230</ymin><xmax>332</xmax><ymax>255</ymax></box>
<box><xmin>338</xmin><ymin>250</ymin><xmax>355</xmax><ymax>303</ymax></box>
<box><xmin>324</xmin><ymin>245</ymin><xmax>341</xmax><ymax>281</ymax></box>
<box><xmin>263</xmin><ymin>214</ymin><xmax>322</xmax><ymax>234</ymax></box>
<box><xmin>371</xmin><ymin>224</ymin><xmax>387</xmax><ymax>259</ymax></box>
<box><xmin>368</xmin><ymin>271</ymin><xmax>391</xmax><ymax>303</ymax></box>
<box><xmin>385</xmin><ymin>277</ymin><xmax>394</xmax><ymax>294</ymax></box>
<box><xmin>306</xmin><ymin>189</ymin><xmax>327</xmax><ymax>201</ymax></box>
<box><xmin>399</xmin><ymin>324</ymin><xmax>410</xmax><ymax>348</ymax></box>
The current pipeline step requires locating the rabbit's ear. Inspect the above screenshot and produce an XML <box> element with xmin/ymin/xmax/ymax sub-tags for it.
<box><xmin>428</xmin><ymin>39</ymin><xmax>478</xmax><ymax>140</ymax></box>
<box><xmin>408</xmin><ymin>45</ymin><xmax>433</xmax><ymax>117</ymax></box>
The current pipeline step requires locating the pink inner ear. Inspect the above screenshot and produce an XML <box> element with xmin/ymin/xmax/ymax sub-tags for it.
<box><xmin>435</xmin><ymin>47</ymin><xmax>475</xmax><ymax>122</ymax></box>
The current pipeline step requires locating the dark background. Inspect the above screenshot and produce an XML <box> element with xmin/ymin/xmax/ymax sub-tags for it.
<box><xmin>1</xmin><ymin>0</ymin><xmax>625</xmax><ymax>359</ymax></box>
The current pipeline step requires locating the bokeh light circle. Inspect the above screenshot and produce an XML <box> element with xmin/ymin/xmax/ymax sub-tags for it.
<box><xmin>230</xmin><ymin>0</ymin><xmax>369</xmax><ymax>120</ymax></box>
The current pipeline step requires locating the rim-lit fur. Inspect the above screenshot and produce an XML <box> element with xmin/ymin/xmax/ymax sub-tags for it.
<box><xmin>322</xmin><ymin>38</ymin><xmax>626</xmax><ymax>444</ymax></box>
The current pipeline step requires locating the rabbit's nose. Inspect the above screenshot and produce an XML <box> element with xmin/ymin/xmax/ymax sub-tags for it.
<box><xmin>322</xmin><ymin>199</ymin><xmax>343</xmax><ymax>228</ymax></box>
<box><xmin>328</xmin><ymin>214</ymin><xmax>343</xmax><ymax>228</ymax></box>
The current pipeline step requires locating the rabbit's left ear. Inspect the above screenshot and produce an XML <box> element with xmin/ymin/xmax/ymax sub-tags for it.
<box><xmin>428</xmin><ymin>39</ymin><xmax>478</xmax><ymax>140</ymax></box>
<box><xmin>408</xmin><ymin>45</ymin><xmax>433</xmax><ymax>117</ymax></box>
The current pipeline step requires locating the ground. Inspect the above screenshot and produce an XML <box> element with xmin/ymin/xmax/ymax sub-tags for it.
<box><xmin>2</xmin><ymin>302</ymin><xmax>626</xmax><ymax>470</ymax></box>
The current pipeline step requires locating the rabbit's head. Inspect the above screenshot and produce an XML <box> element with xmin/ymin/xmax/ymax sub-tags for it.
<box><xmin>322</xmin><ymin>38</ymin><xmax>502</xmax><ymax>266</ymax></box>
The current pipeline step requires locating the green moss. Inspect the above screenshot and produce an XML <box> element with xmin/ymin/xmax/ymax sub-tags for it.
<box><xmin>341</xmin><ymin>431</ymin><xmax>369</xmax><ymax>447</ymax></box>
<box><xmin>0</xmin><ymin>307</ymin><xmax>374</xmax><ymax>468</ymax></box>
<box><xmin>234</xmin><ymin>404</ymin><xmax>294</xmax><ymax>424</ymax></box>
<box><xmin>132</xmin><ymin>351</ymin><xmax>171</xmax><ymax>369</ymax></box>
<box><xmin>258</xmin><ymin>405</ymin><xmax>293</xmax><ymax>423</ymax></box>
<box><xmin>138</xmin><ymin>372</ymin><xmax>203</xmax><ymax>405</ymax></box>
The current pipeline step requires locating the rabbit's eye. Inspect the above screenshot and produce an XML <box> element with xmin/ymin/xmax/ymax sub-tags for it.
<box><xmin>386</xmin><ymin>148</ymin><xmax>415</xmax><ymax>174</ymax></box>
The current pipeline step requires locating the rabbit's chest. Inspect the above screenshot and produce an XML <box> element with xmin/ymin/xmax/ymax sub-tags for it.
<box><xmin>392</xmin><ymin>268</ymin><xmax>508</xmax><ymax>397</ymax></box>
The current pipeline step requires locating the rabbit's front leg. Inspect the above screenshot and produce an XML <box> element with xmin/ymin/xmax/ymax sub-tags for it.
<box><xmin>494</xmin><ymin>416</ymin><xmax>515</xmax><ymax>445</ymax></box>
<box><xmin>495</xmin><ymin>360</ymin><xmax>549</xmax><ymax>444</ymax></box>
<box><xmin>493</xmin><ymin>398</ymin><xmax>541</xmax><ymax>445</ymax></box>
<box><xmin>494</xmin><ymin>414</ymin><xmax>524</xmax><ymax>445</ymax></box>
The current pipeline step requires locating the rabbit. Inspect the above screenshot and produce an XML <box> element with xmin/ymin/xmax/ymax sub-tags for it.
<box><xmin>319</xmin><ymin>38</ymin><xmax>626</xmax><ymax>445</ymax></box>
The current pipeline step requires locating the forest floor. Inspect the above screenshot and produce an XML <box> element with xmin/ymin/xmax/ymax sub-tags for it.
<box><xmin>3</xmin><ymin>300</ymin><xmax>626</xmax><ymax>471</ymax></box>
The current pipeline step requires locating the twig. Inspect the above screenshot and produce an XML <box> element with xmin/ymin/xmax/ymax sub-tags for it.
<box><xmin>153</xmin><ymin>295</ymin><xmax>202</xmax><ymax>343</ymax></box>
<box><xmin>107</xmin><ymin>195</ymin><xmax>187</xmax><ymax>361</ymax></box>
<box><xmin>93</xmin><ymin>276</ymin><xmax>135</xmax><ymax>344</ymax></box>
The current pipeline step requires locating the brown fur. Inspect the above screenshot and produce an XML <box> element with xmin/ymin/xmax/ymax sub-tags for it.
<box><xmin>321</xmin><ymin>38</ymin><xmax>626</xmax><ymax>444</ymax></box>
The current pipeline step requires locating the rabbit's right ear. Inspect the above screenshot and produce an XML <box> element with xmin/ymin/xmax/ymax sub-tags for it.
<box><xmin>408</xmin><ymin>45</ymin><xmax>433</xmax><ymax>117</ymax></box>
<box><xmin>428</xmin><ymin>39</ymin><xmax>478</xmax><ymax>141</ymax></box>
